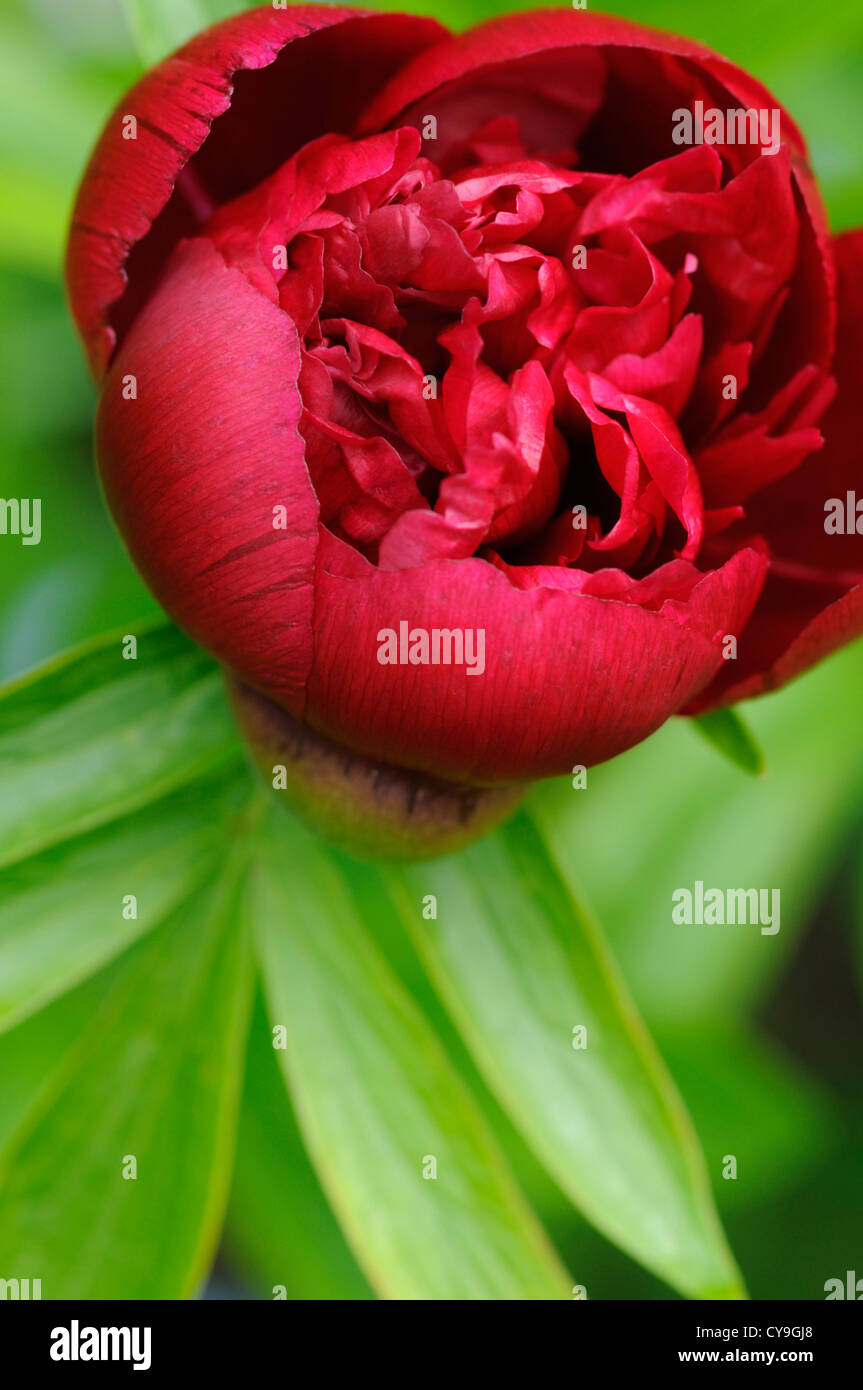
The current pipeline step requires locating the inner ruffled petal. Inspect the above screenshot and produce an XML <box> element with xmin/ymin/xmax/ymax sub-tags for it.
<box><xmin>199</xmin><ymin>115</ymin><xmax>834</xmax><ymax>594</ymax></box>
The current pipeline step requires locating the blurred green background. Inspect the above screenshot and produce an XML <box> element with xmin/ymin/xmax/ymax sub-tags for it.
<box><xmin>0</xmin><ymin>0</ymin><xmax>861</xmax><ymax>1300</ymax></box>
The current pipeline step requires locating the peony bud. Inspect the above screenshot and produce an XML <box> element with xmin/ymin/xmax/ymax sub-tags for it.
<box><xmin>66</xmin><ymin>6</ymin><xmax>863</xmax><ymax>829</ymax></box>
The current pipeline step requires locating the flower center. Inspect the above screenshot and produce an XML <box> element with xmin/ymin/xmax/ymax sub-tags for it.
<box><xmin>204</xmin><ymin>113</ymin><xmax>825</xmax><ymax>594</ymax></box>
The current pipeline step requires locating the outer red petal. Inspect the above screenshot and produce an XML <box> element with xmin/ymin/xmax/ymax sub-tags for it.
<box><xmin>67</xmin><ymin>6</ymin><xmax>446</xmax><ymax>380</ymax></box>
<box><xmin>361</xmin><ymin>10</ymin><xmax>807</xmax><ymax>154</ymax></box>
<box><xmin>690</xmin><ymin>229</ymin><xmax>863</xmax><ymax>711</ymax></box>
<box><xmin>300</xmin><ymin>536</ymin><xmax>766</xmax><ymax>783</ymax></box>
<box><xmin>96</xmin><ymin>237</ymin><xmax>319</xmax><ymax>707</ymax></box>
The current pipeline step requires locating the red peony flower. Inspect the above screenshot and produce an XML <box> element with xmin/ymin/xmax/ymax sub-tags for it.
<box><xmin>67</xmin><ymin>6</ymin><xmax>863</xmax><ymax>790</ymax></box>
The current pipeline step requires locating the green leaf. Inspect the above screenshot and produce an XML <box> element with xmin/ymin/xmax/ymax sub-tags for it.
<box><xmin>0</xmin><ymin>620</ymin><xmax>240</xmax><ymax>870</ymax></box>
<box><xmin>0</xmin><ymin>849</ymin><xmax>254</xmax><ymax>1299</ymax></box>
<box><xmin>693</xmin><ymin>707</ymin><xmax>765</xmax><ymax>776</ymax></box>
<box><xmin>122</xmin><ymin>0</ymin><xmax>208</xmax><ymax>65</ymax></box>
<box><xmin>383</xmin><ymin>812</ymin><xmax>744</xmax><ymax>1300</ymax></box>
<box><xmin>224</xmin><ymin>992</ymin><xmax>373</xmax><ymax>1301</ymax></box>
<box><xmin>250</xmin><ymin>802</ymin><xmax>571</xmax><ymax>1301</ymax></box>
<box><xmin>0</xmin><ymin>771</ymin><xmax>249</xmax><ymax>1034</ymax></box>
<box><xmin>0</xmin><ymin>970</ymin><xmax>105</xmax><ymax>1156</ymax></box>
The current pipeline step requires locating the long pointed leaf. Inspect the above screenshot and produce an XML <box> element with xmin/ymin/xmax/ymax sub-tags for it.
<box><xmin>224</xmin><ymin>992</ymin><xmax>373</xmax><ymax>1301</ymax></box>
<box><xmin>0</xmin><ymin>853</ymin><xmax>253</xmax><ymax>1298</ymax></box>
<box><xmin>381</xmin><ymin>811</ymin><xmax>744</xmax><ymax>1299</ymax></box>
<box><xmin>0</xmin><ymin>621</ymin><xmax>240</xmax><ymax>870</ymax></box>
<box><xmin>250</xmin><ymin>803</ymin><xmax>571</xmax><ymax>1301</ymax></box>
<box><xmin>0</xmin><ymin>771</ymin><xmax>248</xmax><ymax>1033</ymax></box>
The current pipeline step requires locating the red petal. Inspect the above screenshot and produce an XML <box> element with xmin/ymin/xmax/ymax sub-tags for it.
<box><xmin>300</xmin><ymin>533</ymin><xmax>765</xmax><ymax>783</ymax></box>
<box><xmin>695</xmin><ymin>364</ymin><xmax>834</xmax><ymax>507</ymax></box>
<box><xmin>689</xmin><ymin>230</ymin><xmax>863</xmax><ymax>709</ymax></box>
<box><xmin>360</xmin><ymin>11</ymin><xmax>808</xmax><ymax>159</ymax></box>
<box><xmin>67</xmin><ymin>7</ymin><xmax>445</xmax><ymax>379</ymax></box>
<box><xmin>603</xmin><ymin>312</ymin><xmax>703</xmax><ymax>418</ymax></box>
<box><xmin>96</xmin><ymin>237</ymin><xmax>318</xmax><ymax>711</ymax></box>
